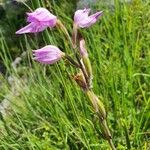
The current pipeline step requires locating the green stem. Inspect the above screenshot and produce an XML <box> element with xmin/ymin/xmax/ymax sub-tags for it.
<box><xmin>86</xmin><ymin>90</ymin><xmax>116</xmax><ymax>150</ymax></box>
<box><xmin>108</xmin><ymin>139</ymin><xmax>116</xmax><ymax>150</ymax></box>
<box><xmin>56</xmin><ymin>20</ymin><xmax>74</xmax><ymax>48</ymax></box>
<box><xmin>101</xmin><ymin>120</ymin><xmax>116</xmax><ymax>150</ymax></box>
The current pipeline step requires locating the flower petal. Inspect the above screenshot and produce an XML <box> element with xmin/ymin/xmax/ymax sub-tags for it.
<box><xmin>27</xmin><ymin>8</ymin><xmax>57</xmax><ymax>26</ymax></box>
<box><xmin>79</xmin><ymin>11</ymin><xmax>103</xmax><ymax>28</ymax></box>
<box><xmin>16</xmin><ymin>22</ymin><xmax>48</xmax><ymax>34</ymax></box>
<box><xmin>16</xmin><ymin>23</ymin><xmax>35</xmax><ymax>34</ymax></box>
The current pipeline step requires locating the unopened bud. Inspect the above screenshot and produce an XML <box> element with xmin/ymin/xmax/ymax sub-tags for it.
<box><xmin>79</xmin><ymin>39</ymin><xmax>88</xmax><ymax>57</ymax></box>
<box><xmin>86</xmin><ymin>90</ymin><xmax>112</xmax><ymax>140</ymax></box>
<box><xmin>86</xmin><ymin>90</ymin><xmax>106</xmax><ymax>120</ymax></box>
<box><xmin>80</xmin><ymin>39</ymin><xmax>93</xmax><ymax>88</ymax></box>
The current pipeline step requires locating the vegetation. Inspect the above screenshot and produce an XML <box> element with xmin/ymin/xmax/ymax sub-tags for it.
<box><xmin>0</xmin><ymin>0</ymin><xmax>149</xmax><ymax>149</ymax></box>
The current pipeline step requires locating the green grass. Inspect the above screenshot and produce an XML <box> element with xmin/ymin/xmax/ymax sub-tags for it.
<box><xmin>0</xmin><ymin>0</ymin><xmax>150</xmax><ymax>149</ymax></box>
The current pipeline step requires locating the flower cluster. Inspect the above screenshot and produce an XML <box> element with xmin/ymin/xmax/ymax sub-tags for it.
<box><xmin>16</xmin><ymin>7</ymin><xmax>102</xmax><ymax>65</ymax></box>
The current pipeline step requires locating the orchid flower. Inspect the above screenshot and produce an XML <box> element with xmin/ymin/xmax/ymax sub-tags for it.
<box><xmin>16</xmin><ymin>8</ymin><xmax>57</xmax><ymax>34</ymax></box>
<box><xmin>33</xmin><ymin>45</ymin><xmax>65</xmax><ymax>64</ymax></box>
<box><xmin>74</xmin><ymin>8</ymin><xmax>103</xmax><ymax>28</ymax></box>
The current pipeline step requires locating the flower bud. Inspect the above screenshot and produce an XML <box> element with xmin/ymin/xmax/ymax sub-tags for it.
<box><xmin>80</xmin><ymin>39</ymin><xmax>93</xmax><ymax>88</ymax></box>
<box><xmin>86</xmin><ymin>90</ymin><xmax>106</xmax><ymax>120</ymax></box>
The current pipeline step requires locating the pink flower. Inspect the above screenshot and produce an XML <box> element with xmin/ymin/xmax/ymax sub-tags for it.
<box><xmin>74</xmin><ymin>8</ymin><xmax>103</xmax><ymax>28</ymax></box>
<box><xmin>16</xmin><ymin>8</ymin><xmax>57</xmax><ymax>34</ymax></box>
<box><xmin>33</xmin><ymin>45</ymin><xmax>65</xmax><ymax>64</ymax></box>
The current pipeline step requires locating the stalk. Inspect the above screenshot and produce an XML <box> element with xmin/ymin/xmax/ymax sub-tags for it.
<box><xmin>86</xmin><ymin>90</ymin><xmax>116</xmax><ymax>150</ymax></box>
<box><xmin>57</xmin><ymin>19</ymin><xmax>116</xmax><ymax>150</ymax></box>
<box><xmin>56</xmin><ymin>20</ymin><xmax>89</xmax><ymax>85</ymax></box>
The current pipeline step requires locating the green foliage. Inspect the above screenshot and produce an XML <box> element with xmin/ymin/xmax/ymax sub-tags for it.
<box><xmin>0</xmin><ymin>0</ymin><xmax>150</xmax><ymax>149</ymax></box>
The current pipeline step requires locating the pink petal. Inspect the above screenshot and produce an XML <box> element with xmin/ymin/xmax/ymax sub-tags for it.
<box><xmin>16</xmin><ymin>23</ymin><xmax>47</xmax><ymax>34</ymax></box>
<box><xmin>79</xmin><ymin>11</ymin><xmax>103</xmax><ymax>28</ymax></box>
<box><xmin>27</xmin><ymin>8</ymin><xmax>57</xmax><ymax>24</ymax></box>
<box><xmin>16</xmin><ymin>23</ymin><xmax>36</xmax><ymax>34</ymax></box>
<box><xmin>89</xmin><ymin>11</ymin><xmax>103</xmax><ymax>20</ymax></box>
<box><xmin>34</xmin><ymin>57</ymin><xmax>61</xmax><ymax>64</ymax></box>
<box><xmin>33</xmin><ymin>45</ymin><xmax>60</xmax><ymax>53</ymax></box>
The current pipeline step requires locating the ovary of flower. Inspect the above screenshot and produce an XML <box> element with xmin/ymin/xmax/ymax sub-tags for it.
<box><xmin>74</xmin><ymin>8</ymin><xmax>103</xmax><ymax>28</ymax></box>
<box><xmin>33</xmin><ymin>45</ymin><xmax>65</xmax><ymax>64</ymax></box>
<box><xmin>16</xmin><ymin>8</ymin><xmax>57</xmax><ymax>34</ymax></box>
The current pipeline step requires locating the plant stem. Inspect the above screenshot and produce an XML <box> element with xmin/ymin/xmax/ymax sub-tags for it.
<box><xmin>56</xmin><ymin>20</ymin><xmax>74</xmax><ymax>48</ymax></box>
<box><xmin>57</xmin><ymin>19</ymin><xmax>116</xmax><ymax>150</ymax></box>
<box><xmin>100</xmin><ymin>119</ymin><xmax>116</xmax><ymax>150</ymax></box>
<box><xmin>86</xmin><ymin>90</ymin><xmax>116</xmax><ymax>150</ymax></box>
<box><xmin>108</xmin><ymin>139</ymin><xmax>116</xmax><ymax>150</ymax></box>
<box><xmin>56</xmin><ymin>20</ymin><xmax>89</xmax><ymax>85</ymax></box>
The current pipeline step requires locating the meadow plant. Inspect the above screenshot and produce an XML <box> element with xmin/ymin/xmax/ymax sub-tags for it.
<box><xmin>16</xmin><ymin>7</ymin><xmax>116</xmax><ymax>150</ymax></box>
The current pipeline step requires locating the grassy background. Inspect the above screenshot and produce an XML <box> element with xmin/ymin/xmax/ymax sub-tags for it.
<box><xmin>0</xmin><ymin>0</ymin><xmax>150</xmax><ymax>149</ymax></box>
